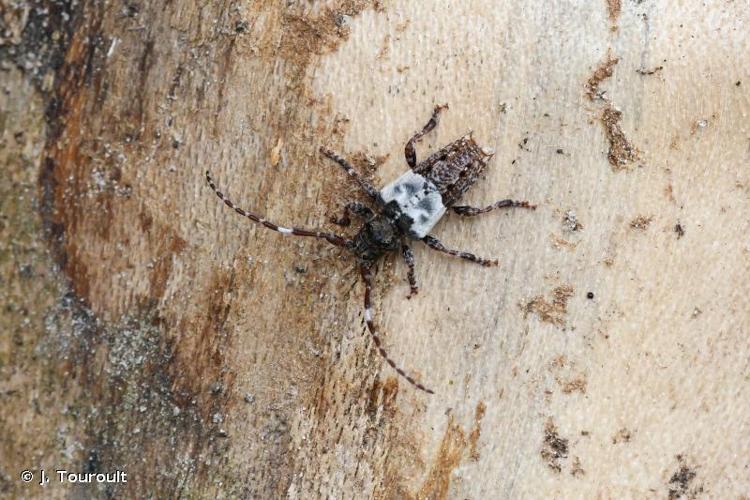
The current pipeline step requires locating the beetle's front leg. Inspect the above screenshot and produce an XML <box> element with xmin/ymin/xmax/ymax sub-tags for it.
<box><xmin>405</xmin><ymin>104</ymin><xmax>449</xmax><ymax>169</ymax></box>
<box><xmin>330</xmin><ymin>202</ymin><xmax>374</xmax><ymax>226</ymax></box>
<box><xmin>451</xmin><ymin>199</ymin><xmax>536</xmax><ymax>216</ymax></box>
<box><xmin>401</xmin><ymin>243</ymin><xmax>419</xmax><ymax>298</ymax></box>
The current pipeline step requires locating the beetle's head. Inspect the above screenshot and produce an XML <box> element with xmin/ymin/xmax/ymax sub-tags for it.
<box><xmin>351</xmin><ymin>215</ymin><xmax>400</xmax><ymax>261</ymax></box>
<box><xmin>366</xmin><ymin>216</ymin><xmax>400</xmax><ymax>249</ymax></box>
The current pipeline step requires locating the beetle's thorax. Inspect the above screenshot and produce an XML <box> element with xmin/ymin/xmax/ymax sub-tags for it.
<box><xmin>379</xmin><ymin>171</ymin><xmax>447</xmax><ymax>239</ymax></box>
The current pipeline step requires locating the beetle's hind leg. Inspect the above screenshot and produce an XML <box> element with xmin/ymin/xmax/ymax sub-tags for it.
<box><xmin>421</xmin><ymin>235</ymin><xmax>498</xmax><ymax>267</ymax></box>
<box><xmin>360</xmin><ymin>263</ymin><xmax>433</xmax><ymax>394</ymax></box>
<box><xmin>320</xmin><ymin>147</ymin><xmax>382</xmax><ymax>203</ymax></box>
<box><xmin>405</xmin><ymin>104</ymin><xmax>449</xmax><ymax>169</ymax></box>
<box><xmin>401</xmin><ymin>243</ymin><xmax>419</xmax><ymax>298</ymax></box>
<box><xmin>331</xmin><ymin>201</ymin><xmax>374</xmax><ymax>226</ymax></box>
<box><xmin>452</xmin><ymin>199</ymin><xmax>536</xmax><ymax>216</ymax></box>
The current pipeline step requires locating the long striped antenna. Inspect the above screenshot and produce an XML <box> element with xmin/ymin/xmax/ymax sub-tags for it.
<box><xmin>360</xmin><ymin>263</ymin><xmax>434</xmax><ymax>394</ymax></box>
<box><xmin>205</xmin><ymin>170</ymin><xmax>352</xmax><ymax>248</ymax></box>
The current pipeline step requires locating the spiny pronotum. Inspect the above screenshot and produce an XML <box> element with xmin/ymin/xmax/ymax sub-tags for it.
<box><xmin>206</xmin><ymin>105</ymin><xmax>535</xmax><ymax>393</ymax></box>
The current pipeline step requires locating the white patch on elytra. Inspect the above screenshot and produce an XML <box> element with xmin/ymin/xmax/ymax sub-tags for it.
<box><xmin>380</xmin><ymin>171</ymin><xmax>446</xmax><ymax>238</ymax></box>
<box><xmin>364</xmin><ymin>308</ymin><xmax>373</xmax><ymax>322</ymax></box>
<box><xmin>278</xmin><ymin>227</ymin><xmax>293</xmax><ymax>234</ymax></box>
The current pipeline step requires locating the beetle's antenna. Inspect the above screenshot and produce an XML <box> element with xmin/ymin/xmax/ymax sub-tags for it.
<box><xmin>360</xmin><ymin>263</ymin><xmax>434</xmax><ymax>394</ymax></box>
<box><xmin>206</xmin><ymin>170</ymin><xmax>352</xmax><ymax>248</ymax></box>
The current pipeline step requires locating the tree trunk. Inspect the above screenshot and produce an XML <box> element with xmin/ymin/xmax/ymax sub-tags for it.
<box><xmin>1</xmin><ymin>1</ymin><xmax>748</xmax><ymax>498</ymax></box>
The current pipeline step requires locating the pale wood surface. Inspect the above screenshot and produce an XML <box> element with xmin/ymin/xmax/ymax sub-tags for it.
<box><xmin>1</xmin><ymin>1</ymin><xmax>748</xmax><ymax>498</ymax></box>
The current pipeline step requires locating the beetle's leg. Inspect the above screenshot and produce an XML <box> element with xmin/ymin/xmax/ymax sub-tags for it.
<box><xmin>421</xmin><ymin>235</ymin><xmax>498</xmax><ymax>267</ymax></box>
<box><xmin>401</xmin><ymin>243</ymin><xmax>419</xmax><ymax>298</ymax></box>
<box><xmin>320</xmin><ymin>147</ymin><xmax>382</xmax><ymax>202</ymax></box>
<box><xmin>405</xmin><ymin>104</ymin><xmax>449</xmax><ymax>169</ymax></box>
<box><xmin>330</xmin><ymin>201</ymin><xmax>374</xmax><ymax>226</ymax></box>
<box><xmin>452</xmin><ymin>199</ymin><xmax>536</xmax><ymax>216</ymax></box>
<box><xmin>206</xmin><ymin>171</ymin><xmax>352</xmax><ymax>248</ymax></box>
<box><xmin>360</xmin><ymin>263</ymin><xmax>434</xmax><ymax>394</ymax></box>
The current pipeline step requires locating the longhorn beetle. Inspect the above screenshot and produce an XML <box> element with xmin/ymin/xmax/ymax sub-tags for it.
<box><xmin>205</xmin><ymin>105</ymin><xmax>535</xmax><ymax>394</ymax></box>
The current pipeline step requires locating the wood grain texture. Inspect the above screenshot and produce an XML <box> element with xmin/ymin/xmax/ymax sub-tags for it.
<box><xmin>1</xmin><ymin>0</ymin><xmax>748</xmax><ymax>498</ymax></box>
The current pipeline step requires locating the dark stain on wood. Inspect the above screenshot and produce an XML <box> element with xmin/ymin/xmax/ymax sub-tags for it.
<box><xmin>524</xmin><ymin>285</ymin><xmax>575</xmax><ymax>327</ymax></box>
<box><xmin>606</xmin><ymin>0</ymin><xmax>621</xmax><ymax>22</ymax></box>
<box><xmin>417</xmin><ymin>417</ymin><xmax>466</xmax><ymax>500</ymax></box>
<box><xmin>468</xmin><ymin>401</ymin><xmax>486</xmax><ymax>461</ymax></box>
<box><xmin>668</xmin><ymin>455</ymin><xmax>703</xmax><ymax>500</ymax></box>
<box><xmin>585</xmin><ymin>55</ymin><xmax>619</xmax><ymax>101</ymax></box>
<box><xmin>602</xmin><ymin>107</ymin><xmax>639</xmax><ymax>170</ymax></box>
<box><xmin>366</xmin><ymin>376</ymin><xmax>400</xmax><ymax>420</ymax></box>
<box><xmin>584</xmin><ymin>55</ymin><xmax>639</xmax><ymax>171</ymax></box>
<box><xmin>629</xmin><ymin>215</ymin><xmax>653</xmax><ymax>230</ymax></box>
<box><xmin>541</xmin><ymin>418</ymin><xmax>569</xmax><ymax>473</ymax></box>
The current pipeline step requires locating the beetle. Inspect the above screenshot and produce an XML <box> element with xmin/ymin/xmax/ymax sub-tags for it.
<box><xmin>205</xmin><ymin>104</ymin><xmax>535</xmax><ymax>393</ymax></box>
